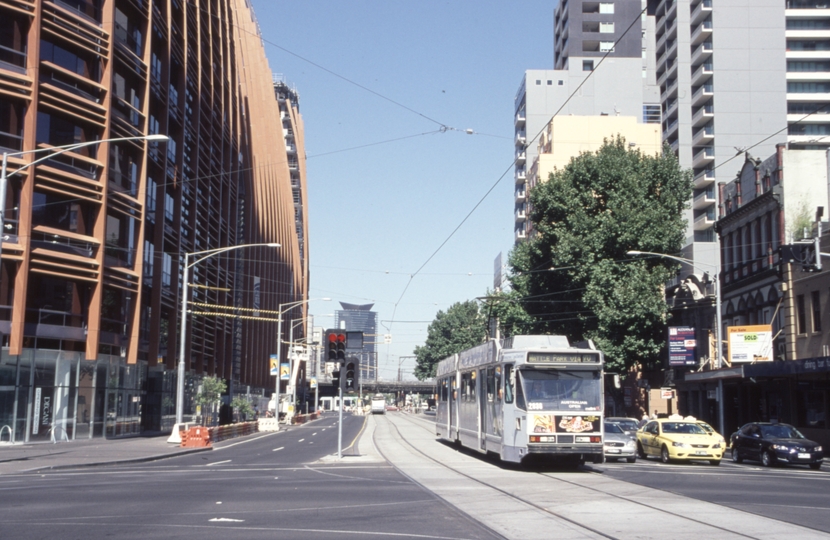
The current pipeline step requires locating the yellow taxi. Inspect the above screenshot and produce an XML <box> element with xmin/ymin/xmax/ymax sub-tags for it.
<box><xmin>636</xmin><ymin>416</ymin><xmax>724</xmax><ymax>465</ymax></box>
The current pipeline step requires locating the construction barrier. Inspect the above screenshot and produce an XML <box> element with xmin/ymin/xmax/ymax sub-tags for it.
<box><xmin>291</xmin><ymin>410</ymin><xmax>321</xmax><ymax>425</ymax></box>
<box><xmin>208</xmin><ymin>422</ymin><xmax>258</xmax><ymax>443</ymax></box>
<box><xmin>257</xmin><ymin>418</ymin><xmax>280</xmax><ymax>432</ymax></box>
<box><xmin>181</xmin><ymin>426</ymin><xmax>211</xmax><ymax>448</ymax></box>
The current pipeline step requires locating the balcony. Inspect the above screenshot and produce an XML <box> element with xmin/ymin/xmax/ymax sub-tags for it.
<box><xmin>692</xmin><ymin>104</ymin><xmax>714</xmax><ymax>127</ymax></box>
<box><xmin>692</xmin><ymin>84</ymin><xmax>714</xmax><ymax>108</ymax></box>
<box><xmin>661</xmin><ymin>78</ymin><xmax>678</xmax><ymax>101</ymax></box>
<box><xmin>693</xmin><ymin>187</ymin><xmax>716</xmax><ymax>209</ymax></box>
<box><xmin>658</xmin><ymin>59</ymin><xmax>677</xmax><ymax>87</ymax></box>
<box><xmin>691</xmin><ymin>62</ymin><xmax>713</xmax><ymax>86</ymax></box>
<box><xmin>692</xmin><ymin>146</ymin><xmax>715</xmax><ymax>167</ymax></box>
<box><xmin>515</xmin><ymin>167</ymin><xmax>526</xmax><ymax>184</ymax></box>
<box><xmin>515</xmin><ymin>130</ymin><xmax>526</xmax><ymax>147</ymax></box>
<box><xmin>694</xmin><ymin>167</ymin><xmax>715</xmax><ymax>188</ymax></box>
<box><xmin>691</xmin><ymin>41</ymin><xmax>713</xmax><ymax>66</ymax></box>
<box><xmin>515</xmin><ymin>111</ymin><xmax>526</xmax><ymax>127</ymax></box>
<box><xmin>664</xmin><ymin>117</ymin><xmax>679</xmax><ymax>138</ymax></box>
<box><xmin>693</xmin><ymin>209</ymin><xmax>716</xmax><ymax>230</ymax></box>
<box><xmin>516</xmin><ymin>150</ymin><xmax>526</xmax><ymax>165</ymax></box>
<box><xmin>691</xmin><ymin>0</ymin><xmax>713</xmax><ymax>26</ymax></box>
<box><xmin>515</xmin><ymin>228</ymin><xmax>527</xmax><ymax>242</ymax></box>
<box><xmin>692</xmin><ymin>124</ymin><xmax>715</xmax><ymax>145</ymax></box>
<box><xmin>515</xmin><ymin>206</ymin><xmax>527</xmax><ymax>222</ymax></box>
<box><xmin>691</xmin><ymin>19</ymin><xmax>713</xmax><ymax>46</ymax></box>
<box><xmin>515</xmin><ymin>187</ymin><xmax>526</xmax><ymax>202</ymax></box>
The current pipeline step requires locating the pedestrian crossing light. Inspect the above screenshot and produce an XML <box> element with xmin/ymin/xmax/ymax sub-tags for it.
<box><xmin>344</xmin><ymin>360</ymin><xmax>358</xmax><ymax>393</ymax></box>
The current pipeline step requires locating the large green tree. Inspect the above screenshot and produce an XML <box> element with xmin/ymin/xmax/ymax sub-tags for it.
<box><xmin>413</xmin><ymin>300</ymin><xmax>486</xmax><ymax>379</ymax></box>
<box><xmin>510</xmin><ymin>137</ymin><xmax>692</xmax><ymax>373</ymax></box>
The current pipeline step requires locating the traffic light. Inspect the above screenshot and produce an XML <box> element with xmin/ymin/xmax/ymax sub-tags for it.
<box><xmin>326</xmin><ymin>330</ymin><xmax>347</xmax><ymax>362</ymax></box>
<box><xmin>344</xmin><ymin>359</ymin><xmax>359</xmax><ymax>393</ymax></box>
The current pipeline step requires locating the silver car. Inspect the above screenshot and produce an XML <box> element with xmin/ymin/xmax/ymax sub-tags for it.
<box><xmin>604</xmin><ymin>422</ymin><xmax>637</xmax><ymax>462</ymax></box>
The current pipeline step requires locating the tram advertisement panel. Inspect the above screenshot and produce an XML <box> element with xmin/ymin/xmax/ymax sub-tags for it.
<box><xmin>531</xmin><ymin>414</ymin><xmax>600</xmax><ymax>434</ymax></box>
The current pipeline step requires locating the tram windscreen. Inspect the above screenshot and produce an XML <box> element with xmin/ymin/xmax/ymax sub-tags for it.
<box><xmin>519</xmin><ymin>369</ymin><xmax>601</xmax><ymax>412</ymax></box>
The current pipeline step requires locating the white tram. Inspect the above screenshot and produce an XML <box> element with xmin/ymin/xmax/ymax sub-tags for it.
<box><xmin>435</xmin><ymin>335</ymin><xmax>604</xmax><ymax>464</ymax></box>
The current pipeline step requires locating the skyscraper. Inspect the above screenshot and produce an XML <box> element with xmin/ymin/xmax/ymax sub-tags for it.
<box><xmin>515</xmin><ymin>0</ymin><xmax>660</xmax><ymax>242</ymax></box>
<box><xmin>335</xmin><ymin>303</ymin><xmax>378</xmax><ymax>382</ymax></box>
<box><xmin>0</xmin><ymin>0</ymin><xmax>306</xmax><ymax>441</ymax></box>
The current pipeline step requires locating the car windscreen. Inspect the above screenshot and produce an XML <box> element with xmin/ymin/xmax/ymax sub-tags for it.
<box><xmin>661</xmin><ymin>422</ymin><xmax>707</xmax><ymax>435</ymax></box>
<box><xmin>760</xmin><ymin>424</ymin><xmax>804</xmax><ymax>439</ymax></box>
<box><xmin>519</xmin><ymin>369</ymin><xmax>601</xmax><ymax>412</ymax></box>
<box><xmin>605</xmin><ymin>423</ymin><xmax>625</xmax><ymax>434</ymax></box>
<box><xmin>614</xmin><ymin>420</ymin><xmax>638</xmax><ymax>431</ymax></box>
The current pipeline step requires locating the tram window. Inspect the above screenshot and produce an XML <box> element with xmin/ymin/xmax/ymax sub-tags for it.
<box><xmin>486</xmin><ymin>368</ymin><xmax>495</xmax><ymax>402</ymax></box>
<box><xmin>504</xmin><ymin>364</ymin><xmax>514</xmax><ymax>404</ymax></box>
<box><xmin>441</xmin><ymin>379</ymin><xmax>449</xmax><ymax>401</ymax></box>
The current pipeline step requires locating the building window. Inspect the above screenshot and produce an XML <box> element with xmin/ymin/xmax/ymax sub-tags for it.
<box><xmin>600</xmin><ymin>2</ymin><xmax>614</xmax><ymax>14</ymax></box>
<box><xmin>600</xmin><ymin>41</ymin><xmax>615</xmax><ymax>53</ymax></box>
<box><xmin>536</xmin><ymin>80</ymin><xmax>541</xmax><ymax>85</ymax></box>
<box><xmin>812</xmin><ymin>291</ymin><xmax>822</xmax><ymax>332</ymax></box>
<box><xmin>164</xmin><ymin>192</ymin><xmax>175</xmax><ymax>222</ymax></box>
<box><xmin>583</xmin><ymin>60</ymin><xmax>594</xmax><ymax>71</ymax></box>
<box><xmin>797</xmin><ymin>294</ymin><xmax>807</xmax><ymax>334</ymax></box>
<box><xmin>600</xmin><ymin>22</ymin><xmax>614</xmax><ymax>33</ymax></box>
<box><xmin>143</xmin><ymin>240</ymin><xmax>154</xmax><ymax>277</ymax></box>
<box><xmin>162</xmin><ymin>252</ymin><xmax>172</xmax><ymax>288</ymax></box>
<box><xmin>547</xmin><ymin>80</ymin><xmax>553</xmax><ymax>85</ymax></box>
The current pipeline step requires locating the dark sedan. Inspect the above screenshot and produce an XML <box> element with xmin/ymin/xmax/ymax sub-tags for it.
<box><xmin>730</xmin><ymin>422</ymin><xmax>823</xmax><ymax>470</ymax></box>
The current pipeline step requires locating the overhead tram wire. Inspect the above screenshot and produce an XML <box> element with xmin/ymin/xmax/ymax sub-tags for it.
<box><xmin>385</xmin><ymin>7</ymin><xmax>650</xmax><ymax>334</ymax></box>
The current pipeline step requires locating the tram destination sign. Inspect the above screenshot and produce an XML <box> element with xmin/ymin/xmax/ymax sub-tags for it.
<box><xmin>527</xmin><ymin>352</ymin><xmax>600</xmax><ymax>364</ymax></box>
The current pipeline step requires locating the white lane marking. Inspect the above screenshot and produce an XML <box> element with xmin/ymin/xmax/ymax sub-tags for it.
<box><xmin>312</xmin><ymin>432</ymin><xmax>317</xmax><ymax>436</ymax></box>
<box><xmin>209</xmin><ymin>517</ymin><xmax>244</xmax><ymax>522</ymax></box>
<box><xmin>206</xmin><ymin>460</ymin><xmax>232</xmax><ymax>467</ymax></box>
<box><xmin>273</xmin><ymin>447</ymin><xmax>284</xmax><ymax>452</ymax></box>
<box><xmin>298</xmin><ymin>439</ymin><xmax>305</xmax><ymax>443</ymax></box>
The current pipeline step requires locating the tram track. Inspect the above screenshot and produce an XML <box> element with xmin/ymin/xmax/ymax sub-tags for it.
<box><xmin>381</xmin><ymin>413</ymin><xmax>770</xmax><ymax>540</ymax></box>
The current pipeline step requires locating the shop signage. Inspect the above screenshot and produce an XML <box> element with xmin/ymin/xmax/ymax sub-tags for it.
<box><xmin>668</xmin><ymin>326</ymin><xmax>697</xmax><ymax>366</ymax></box>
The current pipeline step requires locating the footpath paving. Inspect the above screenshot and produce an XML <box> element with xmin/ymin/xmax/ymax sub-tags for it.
<box><xmin>0</xmin><ymin>432</ymin><xmax>211</xmax><ymax>475</ymax></box>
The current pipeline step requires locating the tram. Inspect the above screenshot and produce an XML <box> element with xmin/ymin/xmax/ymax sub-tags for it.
<box><xmin>435</xmin><ymin>335</ymin><xmax>604</xmax><ymax>464</ymax></box>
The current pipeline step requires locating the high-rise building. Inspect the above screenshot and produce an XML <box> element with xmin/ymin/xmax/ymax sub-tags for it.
<box><xmin>515</xmin><ymin>0</ymin><xmax>660</xmax><ymax>243</ymax></box>
<box><xmin>334</xmin><ymin>303</ymin><xmax>377</xmax><ymax>382</ymax></box>
<box><xmin>651</xmin><ymin>0</ymin><xmax>788</xmax><ymax>270</ymax></box>
<box><xmin>0</xmin><ymin>0</ymin><xmax>306</xmax><ymax>442</ymax></box>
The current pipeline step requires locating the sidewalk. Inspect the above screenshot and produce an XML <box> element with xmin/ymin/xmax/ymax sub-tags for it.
<box><xmin>0</xmin><ymin>433</ymin><xmax>212</xmax><ymax>475</ymax></box>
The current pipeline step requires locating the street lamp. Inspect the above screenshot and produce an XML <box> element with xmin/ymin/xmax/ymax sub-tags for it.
<box><xmin>627</xmin><ymin>249</ymin><xmax>725</xmax><ymax>433</ymax></box>
<box><xmin>273</xmin><ymin>297</ymin><xmax>330</xmax><ymax>422</ymax></box>
<box><xmin>0</xmin><ymin>134</ymin><xmax>170</xmax><ymax>268</ymax></box>
<box><xmin>176</xmin><ymin>242</ymin><xmax>280</xmax><ymax>425</ymax></box>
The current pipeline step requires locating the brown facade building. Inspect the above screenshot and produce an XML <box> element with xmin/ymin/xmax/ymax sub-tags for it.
<box><xmin>0</xmin><ymin>0</ymin><xmax>307</xmax><ymax>442</ymax></box>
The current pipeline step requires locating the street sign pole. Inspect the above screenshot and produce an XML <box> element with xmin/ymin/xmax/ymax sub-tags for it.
<box><xmin>337</xmin><ymin>369</ymin><xmax>343</xmax><ymax>459</ymax></box>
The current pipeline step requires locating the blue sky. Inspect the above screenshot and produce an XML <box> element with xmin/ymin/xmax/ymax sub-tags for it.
<box><xmin>250</xmin><ymin>1</ymin><xmax>555</xmax><ymax>380</ymax></box>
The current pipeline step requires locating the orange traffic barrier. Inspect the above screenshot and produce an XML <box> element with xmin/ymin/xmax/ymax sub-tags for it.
<box><xmin>181</xmin><ymin>426</ymin><xmax>211</xmax><ymax>448</ymax></box>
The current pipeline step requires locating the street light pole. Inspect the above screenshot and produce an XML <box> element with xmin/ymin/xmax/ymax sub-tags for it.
<box><xmin>175</xmin><ymin>242</ymin><xmax>280</xmax><ymax>425</ymax></box>
<box><xmin>273</xmin><ymin>298</ymin><xmax>330</xmax><ymax>422</ymax></box>
<box><xmin>0</xmin><ymin>134</ymin><xmax>169</xmax><ymax>274</ymax></box>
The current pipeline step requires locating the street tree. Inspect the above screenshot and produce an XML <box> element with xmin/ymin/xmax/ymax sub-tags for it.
<box><xmin>510</xmin><ymin>137</ymin><xmax>692</xmax><ymax>373</ymax></box>
<box><xmin>414</xmin><ymin>300</ymin><xmax>486</xmax><ymax>379</ymax></box>
<box><xmin>195</xmin><ymin>376</ymin><xmax>227</xmax><ymax>426</ymax></box>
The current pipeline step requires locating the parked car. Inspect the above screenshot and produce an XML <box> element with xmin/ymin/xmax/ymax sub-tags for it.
<box><xmin>730</xmin><ymin>422</ymin><xmax>823</xmax><ymax>470</ymax></box>
<box><xmin>637</xmin><ymin>418</ymin><xmax>724</xmax><ymax>465</ymax></box>
<box><xmin>605</xmin><ymin>417</ymin><xmax>639</xmax><ymax>437</ymax></box>
<box><xmin>604</xmin><ymin>422</ymin><xmax>637</xmax><ymax>462</ymax></box>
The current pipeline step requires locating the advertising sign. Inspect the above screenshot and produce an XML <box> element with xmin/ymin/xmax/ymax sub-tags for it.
<box><xmin>269</xmin><ymin>354</ymin><xmax>278</xmax><ymax>376</ymax></box>
<box><xmin>668</xmin><ymin>326</ymin><xmax>697</xmax><ymax>366</ymax></box>
<box><xmin>530</xmin><ymin>414</ymin><xmax>600</xmax><ymax>434</ymax></box>
<box><xmin>728</xmin><ymin>325</ymin><xmax>773</xmax><ymax>363</ymax></box>
<box><xmin>280</xmin><ymin>363</ymin><xmax>290</xmax><ymax>380</ymax></box>
<box><xmin>310</xmin><ymin>377</ymin><xmax>318</xmax><ymax>389</ymax></box>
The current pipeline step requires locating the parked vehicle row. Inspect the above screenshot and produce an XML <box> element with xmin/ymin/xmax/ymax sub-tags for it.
<box><xmin>603</xmin><ymin>416</ymin><xmax>824</xmax><ymax>471</ymax></box>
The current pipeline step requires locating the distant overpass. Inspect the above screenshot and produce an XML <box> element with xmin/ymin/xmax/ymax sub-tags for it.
<box><xmin>315</xmin><ymin>378</ymin><xmax>435</xmax><ymax>395</ymax></box>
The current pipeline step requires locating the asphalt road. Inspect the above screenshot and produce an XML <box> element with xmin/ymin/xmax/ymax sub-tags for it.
<box><xmin>596</xmin><ymin>452</ymin><xmax>830</xmax><ymax>534</ymax></box>
<box><xmin>0</xmin><ymin>412</ymin><xmax>502</xmax><ymax>540</ymax></box>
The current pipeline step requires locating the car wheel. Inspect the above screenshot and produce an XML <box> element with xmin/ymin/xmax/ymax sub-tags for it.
<box><xmin>809</xmin><ymin>462</ymin><xmax>821</xmax><ymax>470</ymax></box>
<box><xmin>660</xmin><ymin>445</ymin><xmax>671</xmax><ymax>464</ymax></box>
<box><xmin>761</xmin><ymin>450</ymin><xmax>774</xmax><ymax>467</ymax></box>
<box><xmin>637</xmin><ymin>442</ymin><xmax>647</xmax><ymax>459</ymax></box>
<box><xmin>626</xmin><ymin>457</ymin><xmax>636</xmax><ymax>463</ymax></box>
<box><xmin>731</xmin><ymin>449</ymin><xmax>742</xmax><ymax>463</ymax></box>
<box><xmin>710</xmin><ymin>460</ymin><xmax>721</xmax><ymax>466</ymax></box>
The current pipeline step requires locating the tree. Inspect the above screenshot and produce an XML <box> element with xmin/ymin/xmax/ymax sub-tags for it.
<box><xmin>413</xmin><ymin>300</ymin><xmax>486</xmax><ymax>379</ymax></box>
<box><xmin>231</xmin><ymin>396</ymin><xmax>255</xmax><ymax>422</ymax></box>
<box><xmin>510</xmin><ymin>137</ymin><xmax>692</xmax><ymax>374</ymax></box>
<box><xmin>195</xmin><ymin>376</ymin><xmax>227</xmax><ymax>426</ymax></box>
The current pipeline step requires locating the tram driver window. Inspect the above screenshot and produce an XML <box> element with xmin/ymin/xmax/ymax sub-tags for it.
<box><xmin>504</xmin><ymin>364</ymin><xmax>514</xmax><ymax>404</ymax></box>
<box><xmin>486</xmin><ymin>368</ymin><xmax>495</xmax><ymax>402</ymax></box>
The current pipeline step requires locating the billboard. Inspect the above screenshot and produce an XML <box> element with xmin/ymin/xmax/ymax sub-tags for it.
<box><xmin>728</xmin><ymin>325</ymin><xmax>773</xmax><ymax>363</ymax></box>
<box><xmin>668</xmin><ymin>326</ymin><xmax>697</xmax><ymax>366</ymax></box>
